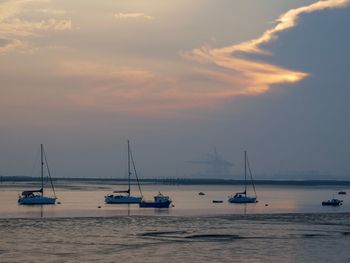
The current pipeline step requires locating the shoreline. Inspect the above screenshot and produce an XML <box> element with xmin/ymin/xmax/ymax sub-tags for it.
<box><xmin>1</xmin><ymin>176</ymin><xmax>350</xmax><ymax>186</ymax></box>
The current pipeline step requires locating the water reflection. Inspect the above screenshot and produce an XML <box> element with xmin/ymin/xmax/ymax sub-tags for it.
<box><xmin>16</xmin><ymin>203</ymin><xmax>45</xmax><ymax>218</ymax></box>
<box><xmin>1</xmin><ymin>213</ymin><xmax>349</xmax><ymax>262</ymax></box>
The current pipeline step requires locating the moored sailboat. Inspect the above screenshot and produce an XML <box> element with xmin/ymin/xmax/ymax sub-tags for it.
<box><xmin>105</xmin><ymin>140</ymin><xmax>142</xmax><ymax>204</ymax></box>
<box><xmin>18</xmin><ymin>144</ymin><xmax>57</xmax><ymax>205</ymax></box>
<box><xmin>228</xmin><ymin>151</ymin><xmax>257</xmax><ymax>204</ymax></box>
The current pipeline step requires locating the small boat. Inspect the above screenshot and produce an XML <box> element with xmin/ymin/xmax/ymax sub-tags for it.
<box><xmin>322</xmin><ymin>199</ymin><xmax>343</xmax><ymax>206</ymax></box>
<box><xmin>228</xmin><ymin>151</ymin><xmax>257</xmax><ymax>204</ymax></box>
<box><xmin>338</xmin><ymin>191</ymin><xmax>347</xmax><ymax>195</ymax></box>
<box><xmin>212</xmin><ymin>200</ymin><xmax>223</xmax><ymax>203</ymax></box>
<box><xmin>105</xmin><ymin>140</ymin><xmax>143</xmax><ymax>204</ymax></box>
<box><xmin>139</xmin><ymin>192</ymin><xmax>172</xmax><ymax>208</ymax></box>
<box><xmin>18</xmin><ymin>144</ymin><xmax>57</xmax><ymax>205</ymax></box>
<box><xmin>198</xmin><ymin>192</ymin><xmax>205</xmax><ymax>196</ymax></box>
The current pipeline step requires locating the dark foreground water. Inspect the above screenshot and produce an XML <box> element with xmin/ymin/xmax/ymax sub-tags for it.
<box><xmin>0</xmin><ymin>213</ymin><xmax>349</xmax><ymax>262</ymax></box>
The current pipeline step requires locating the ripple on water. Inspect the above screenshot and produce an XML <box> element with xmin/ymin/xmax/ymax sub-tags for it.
<box><xmin>0</xmin><ymin>213</ymin><xmax>349</xmax><ymax>262</ymax></box>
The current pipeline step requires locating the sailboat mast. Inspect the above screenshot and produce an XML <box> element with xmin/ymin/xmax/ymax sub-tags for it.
<box><xmin>127</xmin><ymin>140</ymin><xmax>131</xmax><ymax>196</ymax></box>
<box><xmin>41</xmin><ymin>144</ymin><xmax>44</xmax><ymax>196</ymax></box>
<box><xmin>244</xmin><ymin>150</ymin><xmax>247</xmax><ymax>195</ymax></box>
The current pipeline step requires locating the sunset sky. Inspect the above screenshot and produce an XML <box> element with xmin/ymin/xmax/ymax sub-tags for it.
<box><xmin>1</xmin><ymin>0</ymin><xmax>350</xmax><ymax>179</ymax></box>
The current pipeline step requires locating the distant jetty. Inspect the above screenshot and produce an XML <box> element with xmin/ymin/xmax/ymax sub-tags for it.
<box><xmin>1</xmin><ymin>176</ymin><xmax>350</xmax><ymax>186</ymax></box>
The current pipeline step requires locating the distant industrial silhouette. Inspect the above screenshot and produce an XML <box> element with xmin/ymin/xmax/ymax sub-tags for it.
<box><xmin>189</xmin><ymin>149</ymin><xmax>233</xmax><ymax>178</ymax></box>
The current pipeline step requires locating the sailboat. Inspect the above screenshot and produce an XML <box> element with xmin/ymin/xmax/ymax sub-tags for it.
<box><xmin>105</xmin><ymin>140</ymin><xmax>143</xmax><ymax>204</ymax></box>
<box><xmin>18</xmin><ymin>144</ymin><xmax>57</xmax><ymax>205</ymax></box>
<box><xmin>228</xmin><ymin>151</ymin><xmax>257</xmax><ymax>203</ymax></box>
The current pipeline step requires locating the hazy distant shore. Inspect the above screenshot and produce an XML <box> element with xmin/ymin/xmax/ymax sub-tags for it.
<box><xmin>1</xmin><ymin>176</ymin><xmax>349</xmax><ymax>186</ymax></box>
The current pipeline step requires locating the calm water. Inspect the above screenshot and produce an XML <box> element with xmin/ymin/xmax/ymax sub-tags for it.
<box><xmin>0</xmin><ymin>183</ymin><xmax>349</xmax><ymax>262</ymax></box>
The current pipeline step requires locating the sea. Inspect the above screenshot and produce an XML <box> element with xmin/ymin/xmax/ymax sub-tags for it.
<box><xmin>0</xmin><ymin>182</ymin><xmax>349</xmax><ymax>262</ymax></box>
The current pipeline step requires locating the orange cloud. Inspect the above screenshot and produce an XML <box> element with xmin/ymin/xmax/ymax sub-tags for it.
<box><xmin>114</xmin><ymin>13</ymin><xmax>154</xmax><ymax>20</ymax></box>
<box><xmin>6</xmin><ymin>0</ymin><xmax>346</xmax><ymax>116</ymax></box>
<box><xmin>0</xmin><ymin>18</ymin><xmax>73</xmax><ymax>37</ymax></box>
<box><xmin>57</xmin><ymin>59</ymin><xmax>228</xmax><ymax>115</ymax></box>
<box><xmin>58</xmin><ymin>59</ymin><xmax>153</xmax><ymax>81</ymax></box>
<box><xmin>35</xmin><ymin>9</ymin><xmax>67</xmax><ymax>15</ymax></box>
<box><xmin>184</xmin><ymin>0</ymin><xmax>349</xmax><ymax>97</ymax></box>
<box><xmin>0</xmin><ymin>0</ymin><xmax>73</xmax><ymax>54</ymax></box>
<box><xmin>0</xmin><ymin>39</ymin><xmax>27</xmax><ymax>54</ymax></box>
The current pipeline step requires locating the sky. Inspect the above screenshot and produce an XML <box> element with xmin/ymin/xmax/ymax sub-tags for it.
<box><xmin>0</xmin><ymin>0</ymin><xmax>350</xmax><ymax>179</ymax></box>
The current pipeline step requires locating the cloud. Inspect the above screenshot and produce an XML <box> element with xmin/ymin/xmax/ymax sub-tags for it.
<box><xmin>0</xmin><ymin>18</ymin><xmax>73</xmax><ymax>37</ymax></box>
<box><xmin>184</xmin><ymin>0</ymin><xmax>349</xmax><ymax>98</ymax></box>
<box><xmin>57</xmin><ymin>59</ymin><xmax>178</xmax><ymax>114</ymax></box>
<box><xmin>35</xmin><ymin>8</ymin><xmax>67</xmax><ymax>15</ymax></box>
<box><xmin>56</xmin><ymin>58</ymin><xmax>270</xmax><ymax>116</ymax></box>
<box><xmin>50</xmin><ymin>19</ymin><xmax>72</xmax><ymax>31</ymax></box>
<box><xmin>0</xmin><ymin>39</ymin><xmax>27</xmax><ymax>54</ymax></box>
<box><xmin>103</xmin><ymin>0</ymin><xmax>348</xmax><ymax>114</ymax></box>
<box><xmin>56</xmin><ymin>59</ymin><xmax>221</xmax><ymax>114</ymax></box>
<box><xmin>56</xmin><ymin>0</ymin><xmax>349</xmax><ymax>116</ymax></box>
<box><xmin>114</xmin><ymin>12</ymin><xmax>154</xmax><ymax>20</ymax></box>
<box><xmin>2</xmin><ymin>0</ymin><xmax>348</xmax><ymax>116</ymax></box>
<box><xmin>0</xmin><ymin>0</ymin><xmax>74</xmax><ymax>54</ymax></box>
<box><xmin>58</xmin><ymin>59</ymin><xmax>153</xmax><ymax>81</ymax></box>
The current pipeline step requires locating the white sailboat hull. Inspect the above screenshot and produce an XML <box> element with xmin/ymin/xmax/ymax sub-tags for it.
<box><xmin>228</xmin><ymin>195</ymin><xmax>257</xmax><ymax>203</ymax></box>
<box><xmin>18</xmin><ymin>196</ymin><xmax>56</xmax><ymax>205</ymax></box>
<box><xmin>105</xmin><ymin>195</ymin><xmax>142</xmax><ymax>204</ymax></box>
